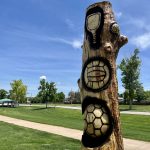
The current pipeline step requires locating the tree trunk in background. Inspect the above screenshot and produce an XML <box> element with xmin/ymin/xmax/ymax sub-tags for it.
<box><xmin>78</xmin><ymin>1</ymin><xmax>128</xmax><ymax>150</ymax></box>
<box><xmin>46</xmin><ymin>101</ymin><xmax>48</xmax><ymax>108</ymax></box>
<box><xmin>129</xmin><ymin>99</ymin><xmax>132</xmax><ymax>110</ymax></box>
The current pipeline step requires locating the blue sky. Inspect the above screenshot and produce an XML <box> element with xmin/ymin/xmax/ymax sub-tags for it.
<box><xmin>0</xmin><ymin>0</ymin><xmax>150</xmax><ymax>96</ymax></box>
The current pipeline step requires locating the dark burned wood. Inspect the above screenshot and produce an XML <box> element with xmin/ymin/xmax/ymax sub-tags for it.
<box><xmin>78</xmin><ymin>1</ymin><xmax>128</xmax><ymax>150</ymax></box>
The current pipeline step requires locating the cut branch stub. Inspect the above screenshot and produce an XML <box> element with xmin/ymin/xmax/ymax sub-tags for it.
<box><xmin>79</xmin><ymin>1</ymin><xmax>128</xmax><ymax>150</ymax></box>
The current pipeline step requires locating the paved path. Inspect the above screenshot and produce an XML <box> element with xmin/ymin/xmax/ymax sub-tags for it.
<box><xmin>120</xmin><ymin>111</ymin><xmax>150</xmax><ymax>116</ymax></box>
<box><xmin>49</xmin><ymin>106</ymin><xmax>150</xmax><ymax>115</ymax></box>
<box><xmin>0</xmin><ymin>115</ymin><xmax>149</xmax><ymax>150</ymax></box>
<box><xmin>55</xmin><ymin>106</ymin><xmax>150</xmax><ymax>115</ymax></box>
<box><xmin>20</xmin><ymin>104</ymin><xmax>150</xmax><ymax>116</ymax></box>
<box><xmin>56</xmin><ymin>106</ymin><xmax>150</xmax><ymax>115</ymax></box>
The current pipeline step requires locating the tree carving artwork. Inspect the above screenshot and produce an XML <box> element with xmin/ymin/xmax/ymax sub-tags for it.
<box><xmin>82</xmin><ymin>57</ymin><xmax>112</xmax><ymax>92</ymax></box>
<box><xmin>78</xmin><ymin>1</ymin><xmax>128</xmax><ymax>150</ymax></box>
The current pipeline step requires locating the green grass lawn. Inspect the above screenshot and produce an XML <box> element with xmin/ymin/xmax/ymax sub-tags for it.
<box><xmin>31</xmin><ymin>103</ymin><xmax>150</xmax><ymax>112</ymax></box>
<box><xmin>119</xmin><ymin>105</ymin><xmax>150</xmax><ymax>112</ymax></box>
<box><xmin>0</xmin><ymin>107</ymin><xmax>83</xmax><ymax>130</ymax></box>
<box><xmin>121</xmin><ymin>114</ymin><xmax>150</xmax><ymax>141</ymax></box>
<box><xmin>0</xmin><ymin>107</ymin><xmax>150</xmax><ymax>142</ymax></box>
<box><xmin>0</xmin><ymin>121</ymin><xmax>80</xmax><ymax>150</ymax></box>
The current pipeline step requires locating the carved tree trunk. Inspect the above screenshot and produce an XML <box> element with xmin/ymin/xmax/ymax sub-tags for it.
<box><xmin>78</xmin><ymin>1</ymin><xmax>128</xmax><ymax>150</ymax></box>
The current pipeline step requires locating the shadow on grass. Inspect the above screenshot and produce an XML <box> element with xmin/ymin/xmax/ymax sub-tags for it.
<box><xmin>0</xmin><ymin>106</ymin><xmax>17</xmax><ymax>109</ymax></box>
<box><xmin>120</xmin><ymin>108</ymin><xmax>136</xmax><ymax>111</ymax></box>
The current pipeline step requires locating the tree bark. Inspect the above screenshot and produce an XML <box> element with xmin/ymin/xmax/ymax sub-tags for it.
<box><xmin>129</xmin><ymin>99</ymin><xmax>132</xmax><ymax>110</ymax></box>
<box><xmin>78</xmin><ymin>1</ymin><xmax>128</xmax><ymax>150</ymax></box>
<box><xmin>46</xmin><ymin>101</ymin><xmax>48</xmax><ymax>108</ymax></box>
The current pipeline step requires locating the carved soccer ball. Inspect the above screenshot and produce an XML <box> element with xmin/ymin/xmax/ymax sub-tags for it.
<box><xmin>84</xmin><ymin>104</ymin><xmax>110</xmax><ymax>138</ymax></box>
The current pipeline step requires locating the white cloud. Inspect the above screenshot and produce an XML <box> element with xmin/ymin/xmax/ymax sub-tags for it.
<box><xmin>129</xmin><ymin>18</ymin><xmax>146</xmax><ymax>30</ymax></box>
<box><xmin>115</xmin><ymin>11</ymin><xmax>122</xmax><ymax>19</ymax></box>
<box><xmin>124</xmin><ymin>17</ymin><xmax>150</xmax><ymax>31</ymax></box>
<box><xmin>131</xmin><ymin>32</ymin><xmax>150</xmax><ymax>49</ymax></box>
<box><xmin>3</xmin><ymin>27</ymin><xmax>82</xmax><ymax>49</ymax></box>
<box><xmin>40</xmin><ymin>75</ymin><xmax>46</xmax><ymax>80</ymax></box>
<box><xmin>72</xmin><ymin>40</ymin><xmax>82</xmax><ymax>49</ymax></box>
<box><xmin>65</xmin><ymin>18</ymin><xmax>74</xmax><ymax>29</ymax></box>
<box><xmin>48</xmin><ymin>37</ymin><xmax>70</xmax><ymax>44</ymax></box>
<box><xmin>48</xmin><ymin>37</ymin><xmax>82</xmax><ymax>49</ymax></box>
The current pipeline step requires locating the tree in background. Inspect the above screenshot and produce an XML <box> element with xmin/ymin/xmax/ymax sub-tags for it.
<box><xmin>119</xmin><ymin>49</ymin><xmax>141</xmax><ymax>109</ymax></box>
<box><xmin>9</xmin><ymin>80</ymin><xmax>27</xmax><ymax>103</ymax></box>
<box><xmin>38</xmin><ymin>79</ymin><xmax>47</xmax><ymax>104</ymax></box>
<box><xmin>135</xmin><ymin>83</ymin><xmax>145</xmax><ymax>102</ymax></box>
<box><xmin>123</xmin><ymin>90</ymin><xmax>129</xmax><ymax>104</ymax></box>
<box><xmin>74</xmin><ymin>91</ymin><xmax>80</xmax><ymax>103</ymax></box>
<box><xmin>118</xmin><ymin>93</ymin><xmax>123</xmax><ymax>98</ymax></box>
<box><xmin>38</xmin><ymin>79</ymin><xmax>57</xmax><ymax>108</ymax></box>
<box><xmin>68</xmin><ymin>90</ymin><xmax>80</xmax><ymax>104</ymax></box>
<box><xmin>144</xmin><ymin>90</ymin><xmax>150</xmax><ymax>101</ymax></box>
<box><xmin>57</xmin><ymin>92</ymin><xmax>65</xmax><ymax>103</ymax></box>
<box><xmin>45</xmin><ymin>82</ymin><xmax>57</xmax><ymax>105</ymax></box>
<box><xmin>68</xmin><ymin>90</ymin><xmax>75</xmax><ymax>104</ymax></box>
<box><xmin>0</xmin><ymin>89</ymin><xmax>8</xmax><ymax>99</ymax></box>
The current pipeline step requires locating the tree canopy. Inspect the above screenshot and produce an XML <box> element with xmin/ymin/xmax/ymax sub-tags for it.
<box><xmin>119</xmin><ymin>49</ymin><xmax>142</xmax><ymax>109</ymax></box>
<box><xmin>9</xmin><ymin>80</ymin><xmax>27</xmax><ymax>103</ymax></box>
<box><xmin>68</xmin><ymin>90</ymin><xmax>80</xmax><ymax>104</ymax></box>
<box><xmin>0</xmin><ymin>89</ymin><xmax>8</xmax><ymax>99</ymax></box>
<box><xmin>37</xmin><ymin>79</ymin><xmax>65</xmax><ymax>107</ymax></box>
<box><xmin>134</xmin><ymin>83</ymin><xmax>145</xmax><ymax>102</ymax></box>
<box><xmin>57</xmin><ymin>92</ymin><xmax>65</xmax><ymax>103</ymax></box>
<box><xmin>144</xmin><ymin>90</ymin><xmax>150</xmax><ymax>101</ymax></box>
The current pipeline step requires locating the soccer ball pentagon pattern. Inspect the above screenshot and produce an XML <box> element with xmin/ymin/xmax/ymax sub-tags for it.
<box><xmin>84</xmin><ymin>104</ymin><xmax>110</xmax><ymax>138</ymax></box>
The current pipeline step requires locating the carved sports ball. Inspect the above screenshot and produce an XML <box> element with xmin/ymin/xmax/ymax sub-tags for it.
<box><xmin>81</xmin><ymin>97</ymin><xmax>113</xmax><ymax>148</ymax></box>
<box><xmin>83</xmin><ymin>104</ymin><xmax>111</xmax><ymax>138</ymax></box>
<box><xmin>82</xmin><ymin>57</ymin><xmax>112</xmax><ymax>92</ymax></box>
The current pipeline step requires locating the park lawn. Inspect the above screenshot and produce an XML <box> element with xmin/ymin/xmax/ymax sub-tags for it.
<box><xmin>0</xmin><ymin>107</ymin><xmax>150</xmax><ymax>142</ymax></box>
<box><xmin>25</xmin><ymin>103</ymin><xmax>150</xmax><ymax>112</ymax></box>
<box><xmin>0</xmin><ymin>107</ymin><xmax>83</xmax><ymax>130</ymax></box>
<box><xmin>121</xmin><ymin>114</ymin><xmax>150</xmax><ymax>141</ymax></box>
<box><xmin>0</xmin><ymin>121</ymin><xmax>80</xmax><ymax>150</ymax></box>
<box><xmin>56</xmin><ymin>104</ymin><xmax>150</xmax><ymax>112</ymax></box>
<box><xmin>119</xmin><ymin>105</ymin><xmax>150</xmax><ymax>112</ymax></box>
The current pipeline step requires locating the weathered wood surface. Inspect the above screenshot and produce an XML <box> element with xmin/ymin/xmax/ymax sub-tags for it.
<box><xmin>78</xmin><ymin>1</ymin><xmax>128</xmax><ymax>150</ymax></box>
